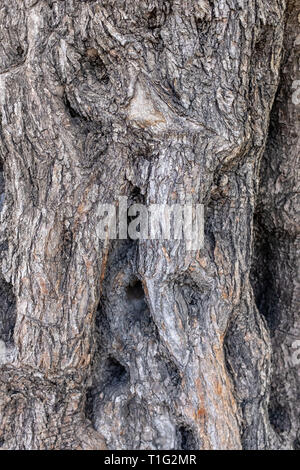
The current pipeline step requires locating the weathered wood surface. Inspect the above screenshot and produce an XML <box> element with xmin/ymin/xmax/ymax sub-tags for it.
<box><xmin>0</xmin><ymin>0</ymin><xmax>298</xmax><ymax>450</ymax></box>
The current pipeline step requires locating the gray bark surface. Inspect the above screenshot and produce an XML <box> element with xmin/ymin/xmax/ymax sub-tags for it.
<box><xmin>251</xmin><ymin>0</ymin><xmax>300</xmax><ymax>450</ymax></box>
<box><xmin>0</xmin><ymin>0</ymin><xmax>298</xmax><ymax>450</ymax></box>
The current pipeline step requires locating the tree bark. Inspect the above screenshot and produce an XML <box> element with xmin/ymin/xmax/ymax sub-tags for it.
<box><xmin>0</xmin><ymin>0</ymin><xmax>298</xmax><ymax>450</ymax></box>
<box><xmin>251</xmin><ymin>0</ymin><xmax>300</xmax><ymax>450</ymax></box>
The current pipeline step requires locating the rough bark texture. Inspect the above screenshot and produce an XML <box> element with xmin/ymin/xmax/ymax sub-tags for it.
<box><xmin>251</xmin><ymin>0</ymin><xmax>300</xmax><ymax>450</ymax></box>
<box><xmin>0</xmin><ymin>0</ymin><xmax>298</xmax><ymax>450</ymax></box>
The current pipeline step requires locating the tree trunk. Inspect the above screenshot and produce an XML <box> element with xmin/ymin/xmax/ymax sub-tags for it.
<box><xmin>0</xmin><ymin>0</ymin><xmax>298</xmax><ymax>450</ymax></box>
<box><xmin>251</xmin><ymin>0</ymin><xmax>300</xmax><ymax>450</ymax></box>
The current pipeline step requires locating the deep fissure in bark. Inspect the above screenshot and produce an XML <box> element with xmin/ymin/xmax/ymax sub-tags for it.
<box><xmin>251</xmin><ymin>1</ymin><xmax>300</xmax><ymax>448</ymax></box>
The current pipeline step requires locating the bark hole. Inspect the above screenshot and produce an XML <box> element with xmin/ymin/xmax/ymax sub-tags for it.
<box><xmin>126</xmin><ymin>279</ymin><xmax>144</xmax><ymax>301</ymax></box>
<box><xmin>254</xmin><ymin>26</ymin><xmax>273</xmax><ymax>56</ymax></box>
<box><xmin>63</xmin><ymin>93</ymin><xmax>87</xmax><ymax>122</ymax></box>
<box><xmin>177</xmin><ymin>425</ymin><xmax>197</xmax><ymax>450</ymax></box>
<box><xmin>268</xmin><ymin>401</ymin><xmax>291</xmax><ymax>435</ymax></box>
<box><xmin>85</xmin><ymin>48</ymin><xmax>109</xmax><ymax>84</ymax></box>
<box><xmin>126</xmin><ymin>277</ymin><xmax>153</xmax><ymax>328</ymax></box>
<box><xmin>103</xmin><ymin>356</ymin><xmax>129</xmax><ymax>390</ymax></box>
<box><xmin>129</xmin><ymin>185</ymin><xmax>144</xmax><ymax>204</ymax></box>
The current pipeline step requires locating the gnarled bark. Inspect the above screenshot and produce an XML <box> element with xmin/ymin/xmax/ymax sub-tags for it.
<box><xmin>0</xmin><ymin>0</ymin><xmax>298</xmax><ymax>450</ymax></box>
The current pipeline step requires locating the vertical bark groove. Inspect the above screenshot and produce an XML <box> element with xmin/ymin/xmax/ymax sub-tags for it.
<box><xmin>251</xmin><ymin>0</ymin><xmax>300</xmax><ymax>450</ymax></box>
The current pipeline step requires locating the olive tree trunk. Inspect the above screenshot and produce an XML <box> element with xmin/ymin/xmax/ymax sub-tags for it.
<box><xmin>0</xmin><ymin>0</ymin><xmax>298</xmax><ymax>450</ymax></box>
